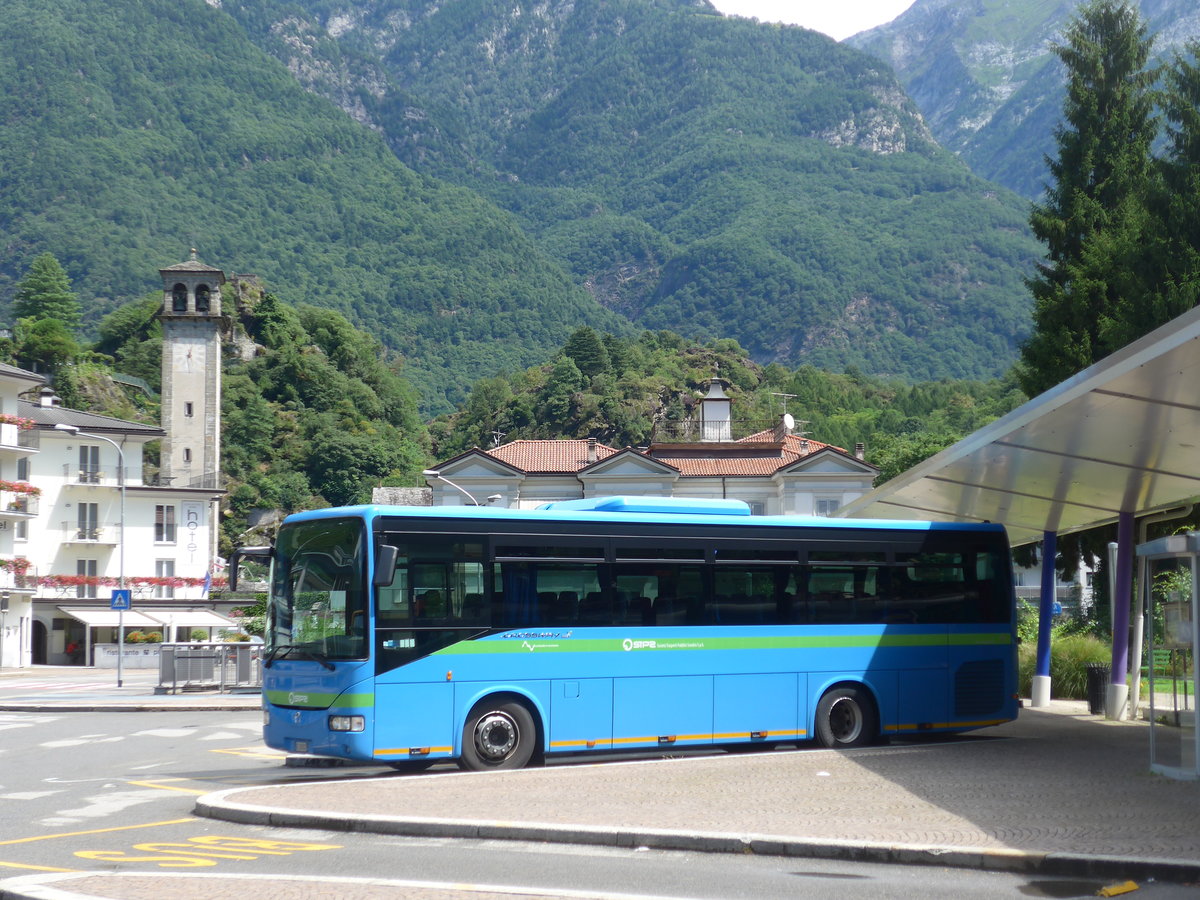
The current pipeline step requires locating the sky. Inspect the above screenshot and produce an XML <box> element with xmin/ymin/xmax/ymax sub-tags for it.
<box><xmin>709</xmin><ymin>1</ymin><xmax>917</xmax><ymax>41</ymax></box>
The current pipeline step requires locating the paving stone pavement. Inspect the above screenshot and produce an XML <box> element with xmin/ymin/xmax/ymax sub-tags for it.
<box><xmin>195</xmin><ymin>701</ymin><xmax>1200</xmax><ymax>875</ymax></box>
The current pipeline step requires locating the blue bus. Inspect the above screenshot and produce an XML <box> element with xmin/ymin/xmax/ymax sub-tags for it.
<box><xmin>234</xmin><ymin>497</ymin><xmax>1018</xmax><ymax>770</ymax></box>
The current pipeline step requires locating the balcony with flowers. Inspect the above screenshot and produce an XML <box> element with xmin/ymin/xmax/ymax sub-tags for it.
<box><xmin>0</xmin><ymin>413</ymin><xmax>39</xmax><ymax>453</ymax></box>
<box><xmin>33</xmin><ymin>573</ymin><xmax>228</xmax><ymax>600</ymax></box>
<box><xmin>0</xmin><ymin>557</ymin><xmax>37</xmax><ymax>594</ymax></box>
<box><xmin>0</xmin><ymin>479</ymin><xmax>40</xmax><ymax>518</ymax></box>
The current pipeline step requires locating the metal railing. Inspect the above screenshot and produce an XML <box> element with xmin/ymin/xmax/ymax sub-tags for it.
<box><xmin>0</xmin><ymin>492</ymin><xmax>39</xmax><ymax>516</ymax></box>
<box><xmin>651</xmin><ymin>417</ymin><xmax>802</xmax><ymax>443</ymax></box>
<box><xmin>155</xmin><ymin>642</ymin><xmax>263</xmax><ymax>694</ymax></box>
<box><xmin>60</xmin><ymin>464</ymin><xmax>126</xmax><ymax>486</ymax></box>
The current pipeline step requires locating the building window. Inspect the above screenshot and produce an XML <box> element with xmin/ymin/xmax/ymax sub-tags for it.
<box><xmin>79</xmin><ymin>446</ymin><xmax>100</xmax><ymax>484</ymax></box>
<box><xmin>195</xmin><ymin>284</ymin><xmax>210</xmax><ymax>312</ymax></box>
<box><xmin>814</xmin><ymin>498</ymin><xmax>840</xmax><ymax>517</ymax></box>
<box><xmin>16</xmin><ymin>457</ymin><xmax>29</xmax><ymax>481</ymax></box>
<box><xmin>155</xmin><ymin>560</ymin><xmax>175</xmax><ymax>599</ymax></box>
<box><xmin>77</xmin><ymin>559</ymin><xmax>97</xmax><ymax>599</ymax></box>
<box><xmin>184</xmin><ymin>402</ymin><xmax>194</xmax><ymax>418</ymax></box>
<box><xmin>172</xmin><ymin>283</ymin><xmax>188</xmax><ymax>312</ymax></box>
<box><xmin>183</xmin><ymin>448</ymin><xmax>192</xmax><ymax>464</ymax></box>
<box><xmin>155</xmin><ymin>505</ymin><xmax>177</xmax><ymax>543</ymax></box>
<box><xmin>748</xmin><ymin>501</ymin><xmax>766</xmax><ymax>516</ymax></box>
<box><xmin>15</xmin><ymin>520</ymin><xmax>27</xmax><ymax>541</ymax></box>
<box><xmin>77</xmin><ymin>502</ymin><xmax>100</xmax><ymax>540</ymax></box>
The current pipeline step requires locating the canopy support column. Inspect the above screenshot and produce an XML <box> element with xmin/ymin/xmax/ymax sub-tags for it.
<box><xmin>1107</xmin><ymin>511</ymin><xmax>1134</xmax><ymax>719</ymax></box>
<box><xmin>1031</xmin><ymin>530</ymin><xmax>1056</xmax><ymax>707</ymax></box>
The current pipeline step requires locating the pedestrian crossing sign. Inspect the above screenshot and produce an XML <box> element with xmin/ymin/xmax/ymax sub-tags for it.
<box><xmin>110</xmin><ymin>589</ymin><xmax>132</xmax><ymax>610</ymax></box>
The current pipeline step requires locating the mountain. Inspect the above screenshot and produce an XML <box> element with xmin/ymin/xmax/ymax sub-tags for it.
<box><xmin>0</xmin><ymin>0</ymin><xmax>628</xmax><ymax>412</ymax></box>
<box><xmin>1</xmin><ymin>0</ymin><xmax>1042</xmax><ymax>410</ymax></box>
<box><xmin>221</xmin><ymin>0</ymin><xmax>1043</xmax><ymax>382</ymax></box>
<box><xmin>850</xmin><ymin>0</ymin><xmax>1200</xmax><ymax>199</ymax></box>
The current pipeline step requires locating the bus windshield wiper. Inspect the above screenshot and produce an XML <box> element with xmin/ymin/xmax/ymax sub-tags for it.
<box><xmin>264</xmin><ymin>644</ymin><xmax>335</xmax><ymax>671</ymax></box>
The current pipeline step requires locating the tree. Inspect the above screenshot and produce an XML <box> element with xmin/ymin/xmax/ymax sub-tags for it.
<box><xmin>563</xmin><ymin>326</ymin><xmax>610</xmax><ymax>377</ymax></box>
<box><xmin>1016</xmin><ymin>0</ymin><xmax>1158</xmax><ymax>397</ymax></box>
<box><xmin>1131</xmin><ymin>41</ymin><xmax>1200</xmax><ymax>340</ymax></box>
<box><xmin>13</xmin><ymin>317</ymin><xmax>80</xmax><ymax>374</ymax></box>
<box><xmin>12</xmin><ymin>252</ymin><xmax>82</xmax><ymax>329</ymax></box>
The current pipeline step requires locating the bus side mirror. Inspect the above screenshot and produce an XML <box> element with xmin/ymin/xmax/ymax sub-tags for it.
<box><xmin>373</xmin><ymin>545</ymin><xmax>399</xmax><ymax>587</ymax></box>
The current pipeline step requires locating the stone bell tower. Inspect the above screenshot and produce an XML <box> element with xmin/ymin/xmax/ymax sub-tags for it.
<box><xmin>159</xmin><ymin>250</ymin><xmax>223</xmax><ymax>489</ymax></box>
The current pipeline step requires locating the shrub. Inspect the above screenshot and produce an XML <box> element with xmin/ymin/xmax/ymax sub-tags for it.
<box><xmin>1019</xmin><ymin>633</ymin><xmax>1111</xmax><ymax>699</ymax></box>
<box><xmin>125</xmin><ymin>631</ymin><xmax>145</xmax><ymax>644</ymax></box>
<box><xmin>143</xmin><ymin>631</ymin><xmax>162</xmax><ymax>643</ymax></box>
<box><xmin>190</xmin><ymin>628</ymin><xmax>209</xmax><ymax>641</ymax></box>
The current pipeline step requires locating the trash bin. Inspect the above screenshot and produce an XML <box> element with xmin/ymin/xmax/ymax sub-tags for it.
<box><xmin>1085</xmin><ymin>662</ymin><xmax>1110</xmax><ymax>715</ymax></box>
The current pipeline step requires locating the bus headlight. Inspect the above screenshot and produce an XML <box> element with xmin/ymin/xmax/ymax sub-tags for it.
<box><xmin>328</xmin><ymin>715</ymin><xmax>365</xmax><ymax>732</ymax></box>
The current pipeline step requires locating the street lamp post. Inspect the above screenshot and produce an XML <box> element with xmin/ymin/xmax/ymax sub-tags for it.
<box><xmin>0</xmin><ymin>590</ymin><xmax>8</xmax><ymax>670</ymax></box>
<box><xmin>422</xmin><ymin>469</ymin><xmax>481</xmax><ymax>506</ymax></box>
<box><xmin>55</xmin><ymin>424</ymin><xmax>126</xmax><ymax>687</ymax></box>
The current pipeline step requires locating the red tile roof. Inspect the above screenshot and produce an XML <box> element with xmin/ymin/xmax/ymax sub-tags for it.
<box><xmin>477</xmin><ymin>432</ymin><xmax>865</xmax><ymax>478</ymax></box>
<box><xmin>486</xmin><ymin>440</ymin><xmax>620</xmax><ymax>474</ymax></box>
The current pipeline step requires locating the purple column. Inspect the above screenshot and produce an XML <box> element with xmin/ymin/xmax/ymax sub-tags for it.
<box><xmin>1035</xmin><ymin>531</ymin><xmax>1056</xmax><ymax>679</ymax></box>
<box><xmin>1110</xmin><ymin>511</ymin><xmax>1134</xmax><ymax>685</ymax></box>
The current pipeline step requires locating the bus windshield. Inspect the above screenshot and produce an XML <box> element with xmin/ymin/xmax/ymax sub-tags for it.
<box><xmin>266</xmin><ymin>517</ymin><xmax>368</xmax><ymax>662</ymax></box>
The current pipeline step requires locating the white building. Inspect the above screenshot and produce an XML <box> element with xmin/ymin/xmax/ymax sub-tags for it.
<box><xmin>0</xmin><ymin>253</ymin><xmax>230</xmax><ymax>668</ymax></box>
<box><xmin>16</xmin><ymin>390</ymin><xmax>225</xmax><ymax>665</ymax></box>
<box><xmin>415</xmin><ymin>379</ymin><xmax>878</xmax><ymax>514</ymax></box>
<box><xmin>0</xmin><ymin>364</ymin><xmax>46</xmax><ymax>670</ymax></box>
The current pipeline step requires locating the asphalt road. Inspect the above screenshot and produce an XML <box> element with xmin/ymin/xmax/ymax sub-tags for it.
<box><xmin>2</xmin><ymin>708</ymin><xmax>1198</xmax><ymax>899</ymax></box>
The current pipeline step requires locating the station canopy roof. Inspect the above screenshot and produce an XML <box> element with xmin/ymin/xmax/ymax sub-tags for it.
<box><xmin>838</xmin><ymin>304</ymin><xmax>1200</xmax><ymax>547</ymax></box>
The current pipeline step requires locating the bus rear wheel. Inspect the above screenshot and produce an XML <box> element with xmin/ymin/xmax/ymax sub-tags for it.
<box><xmin>815</xmin><ymin>686</ymin><xmax>877</xmax><ymax>749</ymax></box>
<box><xmin>460</xmin><ymin>698</ymin><xmax>537</xmax><ymax>770</ymax></box>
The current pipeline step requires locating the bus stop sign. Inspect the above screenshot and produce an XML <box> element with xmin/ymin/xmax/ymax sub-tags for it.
<box><xmin>110</xmin><ymin>589</ymin><xmax>132</xmax><ymax>611</ymax></box>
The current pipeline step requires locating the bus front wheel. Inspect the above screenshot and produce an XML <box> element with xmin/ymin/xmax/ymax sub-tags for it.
<box><xmin>815</xmin><ymin>686</ymin><xmax>877</xmax><ymax>749</ymax></box>
<box><xmin>460</xmin><ymin>698</ymin><xmax>537</xmax><ymax>770</ymax></box>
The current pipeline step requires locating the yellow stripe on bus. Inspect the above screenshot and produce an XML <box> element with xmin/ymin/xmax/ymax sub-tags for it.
<box><xmin>373</xmin><ymin>746</ymin><xmax>454</xmax><ymax>757</ymax></box>
<box><xmin>550</xmin><ymin>730</ymin><xmax>807</xmax><ymax>749</ymax></box>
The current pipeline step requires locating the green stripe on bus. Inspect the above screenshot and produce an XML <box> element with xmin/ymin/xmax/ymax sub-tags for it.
<box><xmin>435</xmin><ymin>632</ymin><xmax>1010</xmax><ymax>656</ymax></box>
<box><xmin>265</xmin><ymin>691</ymin><xmax>374</xmax><ymax>708</ymax></box>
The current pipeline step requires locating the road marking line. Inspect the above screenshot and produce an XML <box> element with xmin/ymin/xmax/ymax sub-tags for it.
<box><xmin>127</xmin><ymin>780</ymin><xmax>208</xmax><ymax>796</ymax></box>
<box><xmin>0</xmin><ymin>861</ymin><xmax>78</xmax><ymax>873</ymax></box>
<box><xmin>0</xmin><ymin>819</ymin><xmax>192</xmax><ymax>846</ymax></box>
<box><xmin>209</xmin><ymin>746</ymin><xmax>285</xmax><ymax>759</ymax></box>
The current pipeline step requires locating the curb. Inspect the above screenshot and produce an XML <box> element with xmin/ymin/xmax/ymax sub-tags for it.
<box><xmin>194</xmin><ymin>787</ymin><xmax>1200</xmax><ymax>885</ymax></box>
<box><xmin>0</xmin><ymin>704</ymin><xmax>257</xmax><ymax>712</ymax></box>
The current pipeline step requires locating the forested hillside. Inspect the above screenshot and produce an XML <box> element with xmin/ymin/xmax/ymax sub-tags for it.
<box><xmin>1</xmin><ymin>0</ymin><xmax>1045</xmax><ymax>414</ymax></box>
<box><xmin>430</xmin><ymin>325</ymin><xmax>1025</xmax><ymax>486</ymax></box>
<box><xmin>851</xmin><ymin>0</ymin><xmax>1200</xmax><ymax>198</ymax></box>
<box><xmin>0</xmin><ymin>0</ymin><xmax>627</xmax><ymax>412</ymax></box>
<box><xmin>226</xmin><ymin>0</ymin><xmax>1042</xmax><ymax>382</ymax></box>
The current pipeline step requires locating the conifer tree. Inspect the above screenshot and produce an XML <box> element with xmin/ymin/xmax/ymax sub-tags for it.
<box><xmin>12</xmin><ymin>252</ymin><xmax>82</xmax><ymax>329</ymax></box>
<box><xmin>1143</xmin><ymin>42</ymin><xmax>1200</xmax><ymax>332</ymax></box>
<box><xmin>1016</xmin><ymin>0</ymin><xmax>1157</xmax><ymax>397</ymax></box>
<box><xmin>563</xmin><ymin>326</ymin><xmax>610</xmax><ymax>377</ymax></box>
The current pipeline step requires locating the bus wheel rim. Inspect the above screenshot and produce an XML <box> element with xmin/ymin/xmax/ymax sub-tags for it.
<box><xmin>829</xmin><ymin>697</ymin><xmax>863</xmax><ymax>743</ymax></box>
<box><xmin>475</xmin><ymin>712</ymin><xmax>518</xmax><ymax>760</ymax></box>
